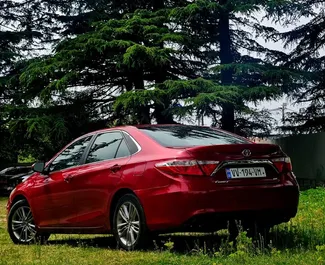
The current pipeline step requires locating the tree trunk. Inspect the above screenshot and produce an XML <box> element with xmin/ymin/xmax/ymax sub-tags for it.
<box><xmin>219</xmin><ymin>0</ymin><xmax>235</xmax><ymax>132</ymax></box>
<box><xmin>133</xmin><ymin>70</ymin><xmax>151</xmax><ymax>124</ymax></box>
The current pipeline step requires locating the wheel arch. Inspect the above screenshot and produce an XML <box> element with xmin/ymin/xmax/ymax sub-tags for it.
<box><xmin>109</xmin><ymin>188</ymin><xmax>139</xmax><ymax>228</ymax></box>
<box><xmin>11</xmin><ymin>194</ymin><xmax>29</xmax><ymax>207</ymax></box>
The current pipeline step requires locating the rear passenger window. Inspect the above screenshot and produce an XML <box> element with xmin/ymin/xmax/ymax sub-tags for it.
<box><xmin>86</xmin><ymin>132</ymin><xmax>130</xmax><ymax>163</ymax></box>
<box><xmin>123</xmin><ymin>132</ymin><xmax>139</xmax><ymax>155</ymax></box>
<box><xmin>116</xmin><ymin>140</ymin><xmax>130</xmax><ymax>158</ymax></box>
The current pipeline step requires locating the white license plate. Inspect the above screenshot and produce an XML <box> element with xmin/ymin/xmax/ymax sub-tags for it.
<box><xmin>226</xmin><ymin>167</ymin><xmax>266</xmax><ymax>179</ymax></box>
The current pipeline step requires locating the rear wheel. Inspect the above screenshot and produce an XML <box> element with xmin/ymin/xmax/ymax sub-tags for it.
<box><xmin>112</xmin><ymin>194</ymin><xmax>150</xmax><ymax>250</ymax></box>
<box><xmin>8</xmin><ymin>200</ymin><xmax>50</xmax><ymax>244</ymax></box>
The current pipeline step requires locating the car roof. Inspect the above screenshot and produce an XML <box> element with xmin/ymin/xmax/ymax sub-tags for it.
<box><xmin>56</xmin><ymin>124</ymin><xmax>250</xmax><ymax>151</ymax></box>
<box><xmin>134</xmin><ymin>124</ymin><xmax>211</xmax><ymax>129</ymax></box>
<box><xmin>74</xmin><ymin>124</ymin><xmax>236</xmax><ymax>143</ymax></box>
<box><xmin>82</xmin><ymin>124</ymin><xmax>195</xmax><ymax>136</ymax></box>
<box><xmin>81</xmin><ymin>125</ymin><xmax>137</xmax><ymax>136</ymax></box>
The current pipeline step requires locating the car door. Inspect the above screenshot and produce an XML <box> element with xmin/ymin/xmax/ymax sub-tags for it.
<box><xmin>67</xmin><ymin>131</ymin><xmax>132</xmax><ymax>228</ymax></box>
<box><xmin>30</xmin><ymin>135</ymin><xmax>93</xmax><ymax>228</ymax></box>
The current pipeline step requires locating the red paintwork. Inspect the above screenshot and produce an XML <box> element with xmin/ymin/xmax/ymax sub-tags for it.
<box><xmin>7</xmin><ymin>125</ymin><xmax>299</xmax><ymax>234</ymax></box>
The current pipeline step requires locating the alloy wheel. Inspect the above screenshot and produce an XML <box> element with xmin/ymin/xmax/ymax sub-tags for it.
<box><xmin>11</xmin><ymin>206</ymin><xmax>36</xmax><ymax>243</ymax></box>
<box><xmin>116</xmin><ymin>202</ymin><xmax>141</xmax><ymax>248</ymax></box>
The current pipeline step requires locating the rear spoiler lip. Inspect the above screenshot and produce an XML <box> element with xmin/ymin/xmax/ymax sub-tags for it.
<box><xmin>184</xmin><ymin>143</ymin><xmax>281</xmax><ymax>152</ymax></box>
<box><xmin>211</xmin><ymin>127</ymin><xmax>254</xmax><ymax>144</ymax></box>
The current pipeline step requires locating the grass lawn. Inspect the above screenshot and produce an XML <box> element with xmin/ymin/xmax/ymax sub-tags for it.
<box><xmin>1</xmin><ymin>189</ymin><xmax>325</xmax><ymax>264</ymax></box>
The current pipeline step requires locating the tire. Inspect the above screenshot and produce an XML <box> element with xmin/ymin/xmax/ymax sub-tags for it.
<box><xmin>8</xmin><ymin>199</ymin><xmax>50</xmax><ymax>244</ymax></box>
<box><xmin>112</xmin><ymin>194</ymin><xmax>150</xmax><ymax>250</ymax></box>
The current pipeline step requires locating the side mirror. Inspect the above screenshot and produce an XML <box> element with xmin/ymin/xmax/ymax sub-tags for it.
<box><xmin>33</xmin><ymin>162</ymin><xmax>46</xmax><ymax>174</ymax></box>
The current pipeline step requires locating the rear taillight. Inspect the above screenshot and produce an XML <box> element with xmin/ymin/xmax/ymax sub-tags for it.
<box><xmin>271</xmin><ymin>157</ymin><xmax>292</xmax><ymax>173</ymax></box>
<box><xmin>197</xmin><ymin>161</ymin><xmax>220</xmax><ymax>175</ymax></box>
<box><xmin>155</xmin><ymin>160</ymin><xmax>219</xmax><ymax>176</ymax></box>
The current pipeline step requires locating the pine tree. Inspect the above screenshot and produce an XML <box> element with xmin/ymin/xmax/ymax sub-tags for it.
<box><xmin>0</xmin><ymin>0</ymin><xmax>44</xmax><ymax>164</ymax></box>
<box><xmin>158</xmin><ymin>0</ymin><xmax>300</xmax><ymax>133</ymax></box>
<box><xmin>16</xmin><ymin>0</ymin><xmax>301</xmax><ymax>142</ymax></box>
<box><xmin>0</xmin><ymin>0</ymin><xmax>86</xmax><ymax>161</ymax></box>
<box><xmin>276</xmin><ymin>1</ymin><xmax>325</xmax><ymax>133</ymax></box>
<box><xmin>19</xmin><ymin>7</ymin><xmax>207</xmax><ymax>124</ymax></box>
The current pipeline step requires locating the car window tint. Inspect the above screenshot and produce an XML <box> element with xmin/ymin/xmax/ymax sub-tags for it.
<box><xmin>86</xmin><ymin>132</ymin><xmax>129</xmax><ymax>163</ymax></box>
<box><xmin>116</xmin><ymin>139</ymin><xmax>130</xmax><ymax>158</ymax></box>
<box><xmin>49</xmin><ymin>136</ymin><xmax>92</xmax><ymax>172</ymax></box>
<box><xmin>123</xmin><ymin>132</ymin><xmax>139</xmax><ymax>155</ymax></box>
<box><xmin>139</xmin><ymin>126</ymin><xmax>250</xmax><ymax>147</ymax></box>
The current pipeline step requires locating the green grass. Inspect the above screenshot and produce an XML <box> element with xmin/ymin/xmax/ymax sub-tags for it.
<box><xmin>1</xmin><ymin>189</ymin><xmax>325</xmax><ymax>264</ymax></box>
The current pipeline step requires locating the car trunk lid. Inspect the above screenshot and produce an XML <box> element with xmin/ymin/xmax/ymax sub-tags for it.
<box><xmin>185</xmin><ymin>144</ymin><xmax>284</xmax><ymax>186</ymax></box>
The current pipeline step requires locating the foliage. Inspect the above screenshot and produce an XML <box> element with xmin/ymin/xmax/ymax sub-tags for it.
<box><xmin>169</xmin><ymin>0</ymin><xmax>304</xmax><ymax>132</ymax></box>
<box><xmin>18</xmin><ymin>153</ymin><xmax>36</xmax><ymax>163</ymax></box>
<box><xmin>276</xmin><ymin>1</ymin><xmax>325</xmax><ymax>133</ymax></box>
<box><xmin>0</xmin><ymin>0</ymin><xmax>322</xmax><ymax>158</ymax></box>
<box><xmin>15</xmin><ymin>0</ymin><xmax>302</xmax><ymax>141</ymax></box>
<box><xmin>19</xmin><ymin>7</ymin><xmax>207</xmax><ymax>127</ymax></box>
<box><xmin>0</xmin><ymin>0</ymin><xmax>40</xmax><ymax>163</ymax></box>
<box><xmin>234</xmin><ymin>108</ymin><xmax>277</xmax><ymax>137</ymax></box>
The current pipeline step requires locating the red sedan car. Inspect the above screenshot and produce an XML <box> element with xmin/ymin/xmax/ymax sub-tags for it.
<box><xmin>6</xmin><ymin>125</ymin><xmax>299</xmax><ymax>250</ymax></box>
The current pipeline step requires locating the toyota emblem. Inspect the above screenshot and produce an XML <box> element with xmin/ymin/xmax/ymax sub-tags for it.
<box><xmin>242</xmin><ymin>149</ymin><xmax>251</xmax><ymax>157</ymax></box>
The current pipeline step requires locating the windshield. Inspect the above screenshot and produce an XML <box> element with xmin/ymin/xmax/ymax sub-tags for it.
<box><xmin>139</xmin><ymin>125</ymin><xmax>250</xmax><ymax>147</ymax></box>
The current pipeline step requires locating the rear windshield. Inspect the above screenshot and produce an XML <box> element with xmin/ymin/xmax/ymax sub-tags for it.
<box><xmin>139</xmin><ymin>126</ymin><xmax>250</xmax><ymax>147</ymax></box>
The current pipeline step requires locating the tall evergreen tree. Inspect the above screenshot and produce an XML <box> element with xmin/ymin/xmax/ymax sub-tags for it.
<box><xmin>276</xmin><ymin>1</ymin><xmax>325</xmax><ymax>133</ymax></box>
<box><xmin>0</xmin><ymin>0</ymin><xmax>92</xmax><ymax>161</ymax></box>
<box><xmin>20</xmin><ymin>7</ymin><xmax>209</xmax><ymax>124</ymax></box>
<box><xmin>0</xmin><ymin>0</ymin><xmax>44</xmax><ymax>164</ymax></box>
<box><xmin>158</xmin><ymin>0</ymin><xmax>300</xmax><ymax>133</ymax></box>
<box><xmin>4</xmin><ymin>0</ymin><xmax>304</xmax><ymax>160</ymax></box>
<box><xmin>19</xmin><ymin>0</ymin><xmax>298</xmax><ymax>135</ymax></box>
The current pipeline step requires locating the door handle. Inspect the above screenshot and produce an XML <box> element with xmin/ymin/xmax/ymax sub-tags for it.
<box><xmin>110</xmin><ymin>164</ymin><xmax>121</xmax><ymax>173</ymax></box>
<box><xmin>64</xmin><ymin>174</ymin><xmax>74</xmax><ymax>183</ymax></box>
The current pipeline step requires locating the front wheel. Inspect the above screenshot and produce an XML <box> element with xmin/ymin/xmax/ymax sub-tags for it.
<box><xmin>112</xmin><ymin>194</ymin><xmax>150</xmax><ymax>250</ymax></box>
<box><xmin>8</xmin><ymin>199</ymin><xmax>50</xmax><ymax>244</ymax></box>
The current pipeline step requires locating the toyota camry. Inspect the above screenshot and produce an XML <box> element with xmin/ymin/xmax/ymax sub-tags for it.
<box><xmin>6</xmin><ymin>125</ymin><xmax>299</xmax><ymax>250</ymax></box>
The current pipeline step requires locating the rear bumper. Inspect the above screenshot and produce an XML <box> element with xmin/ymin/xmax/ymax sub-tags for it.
<box><xmin>139</xmin><ymin>181</ymin><xmax>299</xmax><ymax>232</ymax></box>
<box><xmin>179</xmin><ymin>208</ymin><xmax>296</xmax><ymax>232</ymax></box>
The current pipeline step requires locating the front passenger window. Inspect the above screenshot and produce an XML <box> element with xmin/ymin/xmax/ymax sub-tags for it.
<box><xmin>49</xmin><ymin>136</ymin><xmax>92</xmax><ymax>172</ymax></box>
